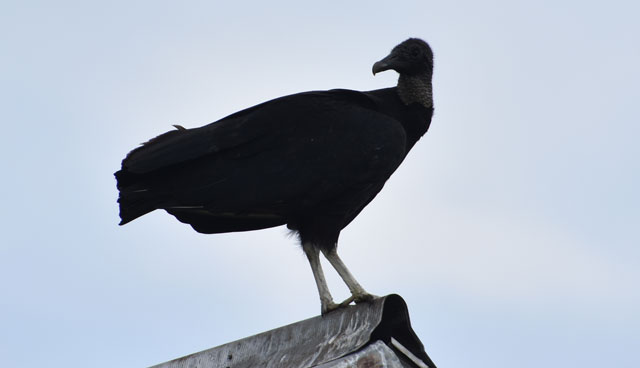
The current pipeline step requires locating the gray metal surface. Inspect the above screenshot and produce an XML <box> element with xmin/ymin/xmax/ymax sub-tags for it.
<box><xmin>151</xmin><ymin>294</ymin><xmax>435</xmax><ymax>368</ymax></box>
<box><xmin>313</xmin><ymin>340</ymin><xmax>409</xmax><ymax>368</ymax></box>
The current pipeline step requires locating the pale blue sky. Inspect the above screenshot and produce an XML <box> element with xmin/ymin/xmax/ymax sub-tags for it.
<box><xmin>1</xmin><ymin>1</ymin><xmax>638</xmax><ymax>367</ymax></box>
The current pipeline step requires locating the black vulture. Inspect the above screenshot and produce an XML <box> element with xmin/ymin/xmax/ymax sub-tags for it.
<box><xmin>115</xmin><ymin>38</ymin><xmax>434</xmax><ymax>314</ymax></box>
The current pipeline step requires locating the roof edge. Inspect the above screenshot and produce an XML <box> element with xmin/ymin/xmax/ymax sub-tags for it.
<box><xmin>151</xmin><ymin>294</ymin><xmax>435</xmax><ymax>368</ymax></box>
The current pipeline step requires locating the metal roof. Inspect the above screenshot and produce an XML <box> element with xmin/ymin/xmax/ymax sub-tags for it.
<box><xmin>151</xmin><ymin>294</ymin><xmax>436</xmax><ymax>368</ymax></box>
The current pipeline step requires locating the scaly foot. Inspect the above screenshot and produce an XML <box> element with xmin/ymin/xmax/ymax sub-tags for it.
<box><xmin>321</xmin><ymin>300</ymin><xmax>341</xmax><ymax>315</ymax></box>
<box><xmin>322</xmin><ymin>293</ymin><xmax>378</xmax><ymax>315</ymax></box>
<box><xmin>352</xmin><ymin>292</ymin><xmax>377</xmax><ymax>304</ymax></box>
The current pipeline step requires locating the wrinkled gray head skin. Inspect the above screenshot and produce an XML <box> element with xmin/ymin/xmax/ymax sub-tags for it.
<box><xmin>372</xmin><ymin>38</ymin><xmax>434</xmax><ymax>77</ymax></box>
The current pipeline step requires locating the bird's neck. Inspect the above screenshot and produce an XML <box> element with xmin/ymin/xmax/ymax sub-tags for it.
<box><xmin>397</xmin><ymin>73</ymin><xmax>433</xmax><ymax>108</ymax></box>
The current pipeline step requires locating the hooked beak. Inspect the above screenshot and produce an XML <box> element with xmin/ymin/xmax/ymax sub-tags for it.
<box><xmin>372</xmin><ymin>53</ymin><xmax>398</xmax><ymax>75</ymax></box>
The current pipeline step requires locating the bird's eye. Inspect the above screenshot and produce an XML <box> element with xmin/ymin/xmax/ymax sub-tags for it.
<box><xmin>411</xmin><ymin>47</ymin><xmax>420</xmax><ymax>57</ymax></box>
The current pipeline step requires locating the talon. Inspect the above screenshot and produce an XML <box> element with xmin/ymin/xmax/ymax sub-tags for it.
<box><xmin>338</xmin><ymin>295</ymin><xmax>356</xmax><ymax>307</ymax></box>
<box><xmin>321</xmin><ymin>301</ymin><xmax>341</xmax><ymax>315</ymax></box>
<box><xmin>321</xmin><ymin>296</ymin><xmax>356</xmax><ymax>315</ymax></box>
<box><xmin>321</xmin><ymin>293</ymin><xmax>378</xmax><ymax>314</ymax></box>
<box><xmin>353</xmin><ymin>293</ymin><xmax>377</xmax><ymax>304</ymax></box>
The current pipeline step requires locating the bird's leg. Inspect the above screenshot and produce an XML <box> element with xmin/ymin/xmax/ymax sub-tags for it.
<box><xmin>321</xmin><ymin>248</ymin><xmax>376</xmax><ymax>304</ymax></box>
<box><xmin>303</xmin><ymin>243</ymin><xmax>339</xmax><ymax>315</ymax></box>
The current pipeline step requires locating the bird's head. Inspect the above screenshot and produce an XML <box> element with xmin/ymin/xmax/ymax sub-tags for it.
<box><xmin>372</xmin><ymin>38</ymin><xmax>433</xmax><ymax>77</ymax></box>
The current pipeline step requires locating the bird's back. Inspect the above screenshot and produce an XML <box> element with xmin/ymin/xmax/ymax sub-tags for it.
<box><xmin>115</xmin><ymin>88</ymin><xmax>432</xmax><ymax>241</ymax></box>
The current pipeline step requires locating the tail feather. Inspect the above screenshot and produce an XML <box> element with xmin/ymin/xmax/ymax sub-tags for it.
<box><xmin>115</xmin><ymin>169</ymin><xmax>162</xmax><ymax>225</ymax></box>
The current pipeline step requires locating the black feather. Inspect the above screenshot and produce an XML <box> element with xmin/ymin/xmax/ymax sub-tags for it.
<box><xmin>115</xmin><ymin>38</ymin><xmax>434</xmax><ymax>253</ymax></box>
